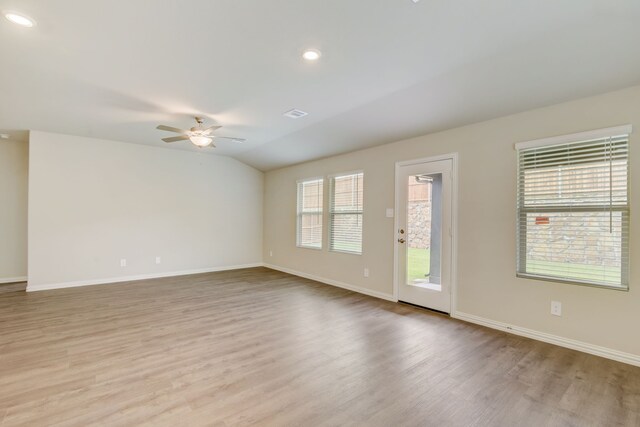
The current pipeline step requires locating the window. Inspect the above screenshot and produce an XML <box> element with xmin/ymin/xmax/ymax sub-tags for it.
<box><xmin>296</xmin><ymin>178</ymin><xmax>323</xmax><ymax>249</ymax></box>
<box><xmin>516</xmin><ymin>126</ymin><xmax>631</xmax><ymax>289</ymax></box>
<box><xmin>329</xmin><ymin>172</ymin><xmax>364</xmax><ymax>254</ymax></box>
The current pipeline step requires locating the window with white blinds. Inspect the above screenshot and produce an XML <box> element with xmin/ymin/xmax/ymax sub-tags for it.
<box><xmin>516</xmin><ymin>127</ymin><xmax>630</xmax><ymax>289</ymax></box>
<box><xmin>296</xmin><ymin>178</ymin><xmax>324</xmax><ymax>249</ymax></box>
<box><xmin>329</xmin><ymin>172</ymin><xmax>364</xmax><ymax>254</ymax></box>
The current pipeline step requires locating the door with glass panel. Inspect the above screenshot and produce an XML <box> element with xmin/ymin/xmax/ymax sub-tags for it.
<box><xmin>396</xmin><ymin>159</ymin><xmax>453</xmax><ymax>313</ymax></box>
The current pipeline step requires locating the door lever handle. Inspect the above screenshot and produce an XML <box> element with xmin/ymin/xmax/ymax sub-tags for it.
<box><xmin>398</xmin><ymin>238</ymin><xmax>405</xmax><ymax>244</ymax></box>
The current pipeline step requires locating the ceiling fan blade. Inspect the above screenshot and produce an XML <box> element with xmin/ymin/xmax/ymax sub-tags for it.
<box><xmin>162</xmin><ymin>136</ymin><xmax>190</xmax><ymax>143</ymax></box>
<box><xmin>213</xmin><ymin>136</ymin><xmax>246</xmax><ymax>143</ymax></box>
<box><xmin>157</xmin><ymin>125</ymin><xmax>189</xmax><ymax>134</ymax></box>
<box><xmin>202</xmin><ymin>125</ymin><xmax>222</xmax><ymax>134</ymax></box>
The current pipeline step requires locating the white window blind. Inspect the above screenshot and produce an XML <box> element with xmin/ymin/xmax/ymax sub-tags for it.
<box><xmin>516</xmin><ymin>130</ymin><xmax>630</xmax><ymax>289</ymax></box>
<box><xmin>297</xmin><ymin>178</ymin><xmax>323</xmax><ymax>249</ymax></box>
<box><xmin>329</xmin><ymin>172</ymin><xmax>364</xmax><ymax>254</ymax></box>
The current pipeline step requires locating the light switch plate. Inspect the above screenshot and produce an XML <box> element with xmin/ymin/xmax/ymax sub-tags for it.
<box><xmin>386</xmin><ymin>208</ymin><xmax>394</xmax><ymax>218</ymax></box>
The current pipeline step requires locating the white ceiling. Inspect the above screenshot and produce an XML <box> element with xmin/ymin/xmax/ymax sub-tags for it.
<box><xmin>1</xmin><ymin>0</ymin><xmax>639</xmax><ymax>170</ymax></box>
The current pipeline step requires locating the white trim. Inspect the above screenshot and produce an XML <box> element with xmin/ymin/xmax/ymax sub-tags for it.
<box><xmin>395</xmin><ymin>153</ymin><xmax>460</xmax><ymax>167</ymax></box>
<box><xmin>452</xmin><ymin>311</ymin><xmax>640</xmax><ymax>368</ymax></box>
<box><xmin>26</xmin><ymin>263</ymin><xmax>264</xmax><ymax>292</ymax></box>
<box><xmin>0</xmin><ymin>276</ymin><xmax>27</xmax><ymax>284</ymax></box>
<box><xmin>515</xmin><ymin>124</ymin><xmax>632</xmax><ymax>151</ymax></box>
<box><xmin>264</xmin><ymin>263</ymin><xmax>396</xmax><ymax>302</ymax></box>
<box><xmin>451</xmin><ymin>154</ymin><xmax>459</xmax><ymax>315</ymax></box>
<box><xmin>393</xmin><ymin>152</ymin><xmax>459</xmax><ymax>313</ymax></box>
<box><xmin>296</xmin><ymin>176</ymin><xmax>324</xmax><ymax>185</ymax></box>
<box><xmin>295</xmin><ymin>245</ymin><xmax>323</xmax><ymax>251</ymax></box>
<box><xmin>327</xmin><ymin>169</ymin><xmax>365</xmax><ymax>179</ymax></box>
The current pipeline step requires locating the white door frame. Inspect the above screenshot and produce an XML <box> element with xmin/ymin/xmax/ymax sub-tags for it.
<box><xmin>393</xmin><ymin>153</ymin><xmax>459</xmax><ymax>315</ymax></box>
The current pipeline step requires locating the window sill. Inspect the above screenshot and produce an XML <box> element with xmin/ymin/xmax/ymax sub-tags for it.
<box><xmin>297</xmin><ymin>245</ymin><xmax>323</xmax><ymax>251</ymax></box>
<box><xmin>329</xmin><ymin>249</ymin><xmax>362</xmax><ymax>256</ymax></box>
<box><xmin>516</xmin><ymin>273</ymin><xmax>628</xmax><ymax>292</ymax></box>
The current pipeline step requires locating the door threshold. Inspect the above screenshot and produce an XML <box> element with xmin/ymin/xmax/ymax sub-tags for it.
<box><xmin>399</xmin><ymin>300</ymin><xmax>450</xmax><ymax>316</ymax></box>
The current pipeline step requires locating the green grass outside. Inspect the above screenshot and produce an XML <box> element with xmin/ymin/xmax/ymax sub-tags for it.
<box><xmin>526</xmin><ymin>259</ymin><xmax>621</xmax><ymax>285</ymax></box>
<box><xmin>332</xmin><ymin>241</ymin><xmax>362</xmax><ymax>253</ymax></box>
<box><xmin>408</xmin><ymin>247</ymin><xmax>431</xmax><ymax>282</ymax></box>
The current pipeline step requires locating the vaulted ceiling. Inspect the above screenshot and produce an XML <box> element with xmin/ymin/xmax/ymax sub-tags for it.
<box><xmin>1</xmin><ymin>0</ymin><xmax>640</xmax><ymax>170</ymax></box>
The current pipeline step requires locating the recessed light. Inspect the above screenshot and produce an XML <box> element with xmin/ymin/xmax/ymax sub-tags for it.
<box><xmin>4</xmin><ymin>11</ymin><xmax>36</xmax><ymax>27</ymax></box>
<box><xmin>302</xmin><ymin>49</ymin><xmax>321</xmax><ymax>61</ymax></box>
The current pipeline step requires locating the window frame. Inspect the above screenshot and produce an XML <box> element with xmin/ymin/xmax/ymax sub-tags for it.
<box><xmin>515</xmin><ymin>125</ymin><xmax>631</xmax><ymax>291</ymax></box>
<box><xmin>296</xmin><ymin>177</ymin><xmax>324</xmax><ymax>250</ymax></box>
<box><xmin>328</xmin><ymin>170</ymin><xmax>365</xmax><ymax>255</ymax></box>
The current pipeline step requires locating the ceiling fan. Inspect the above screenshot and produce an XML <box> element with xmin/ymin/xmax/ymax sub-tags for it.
<box><xmin>156</xmin><ymin>117</ymin><xmax>246</xmax><ymax>148</ymax></box>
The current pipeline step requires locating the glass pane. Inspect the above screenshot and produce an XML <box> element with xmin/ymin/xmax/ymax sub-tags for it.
<box><xmin>406</xmin><ymin>173</ymin><xmax>442</xmax><ymax>291</ymax></box>
<box><xmin>330</xmin><ymin>173</ymin><xmax>364</xmax><ymax>254</ymax></box>
<box><xmin>301</xmin><ymin>179</ymin><xmax>323</xmax><ymax>213</ymax></box>
<box><xmin>330</xmin><ymin>213</ymin><xmax>362</xmax><ymax>253</ymax></box>
<box><xmin>300</xmin><ymin>213</ymin><xmax>322</xmax><ymax>248</ymax></box>
<box><xmin>297</xmin><ymin>179</ymin><xmax>323</xmax><ymax>248</ymax></box>
<box><xmin>523</xmin><ymin>211</ymin><xmax>624</xmax><ymax>286</ymax></box>
<box><xmin>522</xmin><ymin>160</ymin><xmax>627</xmax><ymax>207</ymax></box>
<box><xmin>332</xmin><ymin>173</ymin><xmax>363</xmax><ymax>212</ymax></box>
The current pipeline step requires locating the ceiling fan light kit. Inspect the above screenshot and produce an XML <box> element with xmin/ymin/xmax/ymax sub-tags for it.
<box><xmin>190</xmin><ymin>135</ymin><xmax>213</xmax><ymax>147</ymax></box>
<box><xmin>156</xmin><ymin>117</ymin><xmax>245</xmax><ymax>149</ymax></box>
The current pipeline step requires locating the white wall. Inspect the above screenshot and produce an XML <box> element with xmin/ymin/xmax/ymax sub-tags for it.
<box><xmin>0</xmin><ymin>139</ymin><xmax>28</xmax><ymax>282</ymax></box>
<box><xmin>264</xmin><ymin>85</ymin><xmax>640</xmax><ymax>359</ymax></box>
<box><xmin>28</xmin><ymin>132</ymin><xmax>263</xmax><ymax>290</ymax></box>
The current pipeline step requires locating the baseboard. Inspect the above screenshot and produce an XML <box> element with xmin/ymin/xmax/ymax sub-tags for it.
<box><xmin>452</xmin><ymin>311</ymin><xmax>640</xmax><ymax>368</ymax></box>
<box><xmin>0</xmin><ymin>276</ymin><xmax>27</xmax><ymax>284</ymax></box>
<box><xmin>263</xmin><ymin>263</ymin><xmax>396</xmax><ymax>302</ymax></box>
<box><xmin>26</xmin><ymin>263</ymin><xmax>264</xmax><ymax>292</ymax></box>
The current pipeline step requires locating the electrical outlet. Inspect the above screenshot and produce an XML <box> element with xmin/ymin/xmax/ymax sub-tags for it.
<box><xmin>155</xmin><ymin>256</ymin><xmax>161</xmax><ymax>265</ymax></box>
<box><xmin>364</xmin><ymin>268</ymin><xmax>370</xmax><ymax>278</ymax></box>
<box><xmin>386</xmin><ymin>208</ymin><xmax>394</xmax><ymax>218</ymax></box>
<box><xmin>551</xmin><ymin>301</ymin><xmax>562</xmax><ymax>316</ymax></box>
<box><xmin>269</xmin><ymin>250</ymin><xmax>273</xmax><ymax>257</ymax></box>
<box><xmin>120</xmin><ymin>259</ymin><xmax>127</xmax><ymax>268</ymax></box>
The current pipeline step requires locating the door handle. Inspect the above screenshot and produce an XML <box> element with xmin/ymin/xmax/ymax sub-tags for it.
<box><xmin>398</xmin><ymin>238</ymin><xmax>405</xmax><ymax>243</ymax></box>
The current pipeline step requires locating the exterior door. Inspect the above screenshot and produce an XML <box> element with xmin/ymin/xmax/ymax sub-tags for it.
<box><xmin>396</xmin><ymin>159</ymin><xmax>453</xmax><ymax>313</ymax></box>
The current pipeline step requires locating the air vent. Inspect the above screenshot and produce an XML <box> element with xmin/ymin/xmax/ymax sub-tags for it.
<box><xmin>283</xmin><ymin>109</ymin><xmax>308</xmax><ymax>119</ymax></box>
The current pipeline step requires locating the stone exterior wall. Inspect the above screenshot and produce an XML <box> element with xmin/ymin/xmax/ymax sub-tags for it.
<box><xmin>526</xmin><ymin>212</ymin><xmax>622</xmax><ymax>267</ymax></box>
<box><xmin>408</xmin><ymin>200</ymin><xmax>431</xmax><ymax>249</ymax></box>
<box><xmin>407</xmin><ymin>178</ymin><xmax>432</xmax><ymax>250</ymax></box>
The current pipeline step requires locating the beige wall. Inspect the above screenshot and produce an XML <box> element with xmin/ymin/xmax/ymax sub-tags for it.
<box><xmin>28</xmin><ymin>131</ymin><xmax>263</xmax><ymax>289</ymax></box>
<box><xmin>0</xmin><ymin>139</ymin><xmax>28</xmax><ymax>282</ymax></box>
<box><xmin>264</xmin><ymin>85</ymin><xmax>640</xmax><ymax>357</ymax></box>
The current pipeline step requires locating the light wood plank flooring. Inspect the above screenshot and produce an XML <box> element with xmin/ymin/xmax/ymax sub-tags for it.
<box><xmin>1</xmin><ymin>267</ymin><xmax>639</xmax><ymax>426</ymax></box>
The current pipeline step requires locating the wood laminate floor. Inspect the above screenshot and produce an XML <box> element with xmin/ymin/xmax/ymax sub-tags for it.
<box><xmin>1</xmin><ymin>267</ymin><xmax>639</xmax><ymax>427</ymax></box>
